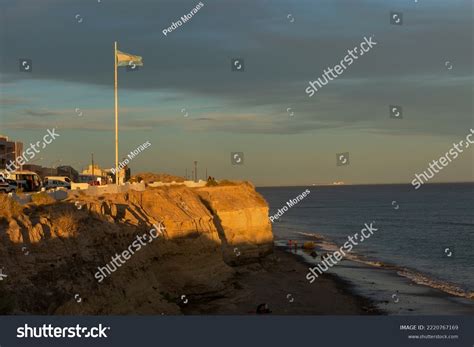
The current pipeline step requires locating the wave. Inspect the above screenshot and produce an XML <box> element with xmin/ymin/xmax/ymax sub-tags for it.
<box><xmin>396</xmin><ymin>269</ymin><xmax>473</xmax><ymax>299</ymax></box>
<box><xmin>293</xmin><ymin>231</ymin><xmax>474</xmax><ymax>300</ymax></box>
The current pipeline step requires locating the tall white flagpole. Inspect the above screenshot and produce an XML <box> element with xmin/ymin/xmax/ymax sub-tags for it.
<box><xmin>114</xmin><ymin>41</ymin><xmax>119</xmax><ymax>185</ymax></box>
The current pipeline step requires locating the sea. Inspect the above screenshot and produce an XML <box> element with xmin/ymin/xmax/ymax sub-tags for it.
<box><xmin>258</xmin><ymin>183</ymin><xmax>474</xmax><ymax>314</ymax></box>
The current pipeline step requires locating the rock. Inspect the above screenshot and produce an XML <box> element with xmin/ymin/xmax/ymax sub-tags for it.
<box><xmin>0</xmin><ymin>182</ymin><xmax>273</xmax><ymax>314</ymax></box>
<box><xmin>196</xmin><ymin>183</ymin><xmax>273</xmax><ymax>265</ymax></box>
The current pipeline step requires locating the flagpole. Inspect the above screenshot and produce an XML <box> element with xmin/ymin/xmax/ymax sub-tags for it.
<box><xmin>114</xmin><ymin>41</ymin><xmax>119</xmax><ymax>185</ymax></box>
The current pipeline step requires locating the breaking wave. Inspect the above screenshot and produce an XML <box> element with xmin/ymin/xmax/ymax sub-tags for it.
<box><xmin>294</xmin><ymin>231</ymin><xmax>473</xmax><ymax>300</ymax></box>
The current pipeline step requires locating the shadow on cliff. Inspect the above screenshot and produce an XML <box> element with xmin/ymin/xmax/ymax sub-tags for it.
<box><xmin>0</xmin><ymin>200</ymin><xmax>272</xmax><ymax>315</ymax></box>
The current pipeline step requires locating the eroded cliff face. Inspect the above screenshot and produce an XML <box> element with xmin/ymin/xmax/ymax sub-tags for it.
<box><xmin>196</xmin><ymin>184</ymin><xmax>273</xmax><ymax>265</ymax></box>
<box><xmin>0</xmin><ymin>183</ymin><xmax>273</xmax><ymax>314</ymax></box>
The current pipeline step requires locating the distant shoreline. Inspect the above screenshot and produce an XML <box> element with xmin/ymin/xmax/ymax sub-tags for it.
<box><xmin>257</xmin><ymin>181</ymin><xmax>474</xmax><ymax>188</ymax></box>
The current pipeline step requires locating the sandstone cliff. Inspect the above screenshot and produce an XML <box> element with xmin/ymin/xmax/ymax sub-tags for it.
<box><xmin>0</xmin><ymin>183</ymin><xmax>273</xmax><ymax>314</ymax></box>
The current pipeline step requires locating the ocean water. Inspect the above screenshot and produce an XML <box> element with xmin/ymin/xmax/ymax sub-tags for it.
<box><xmin>258</xmin><ymin>184</ymin><xmax>474</xmax><ymax>307</ymax></box>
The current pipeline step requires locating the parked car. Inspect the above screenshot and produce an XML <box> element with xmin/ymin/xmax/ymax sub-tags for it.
<box><xmin>0</xmin><ymin>179</ymin><xmax>16</xmax><ymax>193</ymax></box>
<box><xmin>7</xmin><ymin>171</ymin><xmax>42</xmax><ymax>192</ymax></box>
<box><xmin>6</xmin><ymin>179</ymin><xmax>18</xmax><ymax>193</ymax></box>
<box><xmin>44</xmin><ymin>179</ymin><xmax>71</xmax><ymax>190</ymax></box>
<box><xmin>44</xmin><ymin>176</ymin><xmax>72</xmax><ymax>184</ymax></box>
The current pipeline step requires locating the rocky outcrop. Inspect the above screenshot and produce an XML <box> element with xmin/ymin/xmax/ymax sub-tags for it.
<box><xmin>0</xmin><ymin>183</ymin><xmax>273</xmax><ymax>314</ymax></box>
<box><xmin>196</xmin><ymin>183</ymin><xmax>273</xmax><ymax>265</ymax></box>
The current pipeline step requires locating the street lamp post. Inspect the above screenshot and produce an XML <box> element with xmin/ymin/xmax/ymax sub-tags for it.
<box><xmin>194</xmin><ymin>161</ymin><xmax>198</xmax><ymax>182</ymax></box>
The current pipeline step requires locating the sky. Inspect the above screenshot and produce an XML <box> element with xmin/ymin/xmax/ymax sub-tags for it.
<box><xmin>0</xmin><ymin>0</ymin><xmax>472</xmax><ymax>186</ymax></box>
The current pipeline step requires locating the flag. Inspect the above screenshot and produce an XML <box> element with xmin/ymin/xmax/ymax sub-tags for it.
<box><xmin>116</xmin><ymin>50</ymin><xmax>143</xmax><ymax>67</ymax></box>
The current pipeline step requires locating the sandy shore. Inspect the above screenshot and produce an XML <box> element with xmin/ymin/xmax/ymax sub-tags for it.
<box><xmin>182</xmin><ymin>248</ymin><xmax>381</xmax><ymax>315</ymax></box>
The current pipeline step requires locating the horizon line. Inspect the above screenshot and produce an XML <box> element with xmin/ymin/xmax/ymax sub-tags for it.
<box><xmin>256</xmin><ymin>181</ymin><xmax>474</xmax><ymax>188</ymax></box>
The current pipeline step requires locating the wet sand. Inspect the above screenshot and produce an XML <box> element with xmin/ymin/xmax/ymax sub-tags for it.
<box><xmin>183</xmin><ymin>248</ymin><xmax>381</xmax><ymax>315</ymax></box>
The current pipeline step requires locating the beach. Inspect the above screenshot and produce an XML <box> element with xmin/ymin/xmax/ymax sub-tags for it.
<box><xmin>278</xmin><ymin>242</ymin><xmax>474</xmax><ymax>315</ymax></box>
<box><xmin>258</xmin><ymin>184</ymin><xmax>474</xmax><ymax>315</ymax></box>
<box><xmin>182</xmin><ymin>247</ymin><xmax>379</xmax><ymax>315</ymax></box>
<box><xmin>181</xmin><ymin>243</ymin><xmax>473</xmax><ymax>315</ymax></box>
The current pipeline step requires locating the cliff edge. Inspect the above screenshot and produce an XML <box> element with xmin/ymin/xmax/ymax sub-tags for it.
<box><xmin>0</xmin><ymin>182</ymin><xmax>273</xmax><ymax>314</ymax></box>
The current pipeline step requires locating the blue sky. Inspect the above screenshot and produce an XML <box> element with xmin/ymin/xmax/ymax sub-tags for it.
<box><xmin>0</xmin><ymin>0</ymin><xmax>472</xmax><ymax>186</ymax></box>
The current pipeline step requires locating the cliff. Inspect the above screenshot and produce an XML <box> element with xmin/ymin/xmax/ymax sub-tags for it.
<box><xmin>0</xmin><ymin>182</ymin><xmax>273</xmax><ymax>314</ymax></box>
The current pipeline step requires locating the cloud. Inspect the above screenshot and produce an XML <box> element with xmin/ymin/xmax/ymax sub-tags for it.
<box><xmin>0</xmin><ymin>0</ymin><xmax>471</xmax><ymax>137</ymax></box>
<box><xmin>0</xmin><ymin>96</ymin><xmax>31</xmax><ymax>106</ymax></box>
<box><xmin>24</xmin><ymin>109</ymin><xmax>62</xmax><ymax>117</ymax></box>
<box><xmin>193</xmin><ymin>117</ymin><xmax>216</xmax><ymax>121</ymax></box>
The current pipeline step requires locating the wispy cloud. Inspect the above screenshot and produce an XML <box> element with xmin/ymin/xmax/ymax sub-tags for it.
<box><xmin>24</xmin><ymin>109</ymin><xmax>62</xmax><ymax>117</ymax></box>
<box><xmin>0</xmin><ymin>96</ymin><xmax>31</xmax><ymax>106</ymax></box>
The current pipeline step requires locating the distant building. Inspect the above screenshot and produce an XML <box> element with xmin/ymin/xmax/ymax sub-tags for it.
<box><xmin>82</xmin><ymin>164</ymin><xmax>107</xmax><ymax>177</ymax></box>
<box><xmin>107</xmin><ymin>167</ymin><xmax>130</xmax><ymax>185</ymax></box>
<box><xmin>22</xmin><ymin>164</ymin><xmax>57</xmax><ymax>179</ymax></box>
<box><xmin>57</xmin><ymin>165</ymin><xmax>79</xmax><ymax>182</ymax></box>
<box><xmin>103</xmin><ymin>161</ymin><xmax>131</xmax><ymax>185</ymax></box>
<box><xmin>82</xmin><ymin>164</ymin><xmax>110</xmax><ymax>184</ymax></box>
<box><xmin>0</xmin><ymin>135</ymin><xmax>24</xmax><ymax>170</ymax></box>
<box><xmin>118</xmin><ymin>164</ymin><xmax>131</xmax><ymax>184</ymax></box>
<box><xmin>125</xmin><ymin>166</ymin><xmax>131</xmax><ymax>182</ymax></box>
<box><xmin>81</xmin><ymin>163</ymin><xmax>131</xmax><ymax>185</ymax></box>
<box><xmin>22</xmin><ymin>164</ymin><xmax>43</xmax><ymax>174</ymax></box>
<box><xmin>23</xmin><ymin>164</ymin><xmax>45</xmax><ymax>178</ymax></box>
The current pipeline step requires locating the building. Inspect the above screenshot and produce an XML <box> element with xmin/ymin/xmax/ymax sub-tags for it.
<box><xmin>116</xmin><ymin>164</ymin><xmax>131</xmax><ymax>184</ymax></box>
<box><xmin>57</xmin><ymin>165</ymin><xmax>79</xmax><ymax>182</ymax></box>
<box><xmin>24</xmin><ymin>164</ymin><xmax>81</xmax><ymax>180</ymax></box>
<box><xmin>22</xmin><ymin>164</ymin><xmax>43</xmax><ymax>174</ymax></box>
<box><xmin>22</xmin><ymin>164</ymin><xmax>58</xmax><ymax>179</ymax></box>
<box><xmin>82</xmin><ymin>164</ymin><xmax>108</xmax><ymax>178</ymax></box>
<box><xmin>81</xmin><ymin>164</ymin><xmax>111</xmax><ymax>184</ymax></box>
<box><xmin>82</xmin><ymin>163</ymin><xmax>131</xmax><ymax>185</ymax></box>
<box><xmin>0</xmin><ymin>135</ymin><xmax>24</xmax><ymax>170</ymax></box>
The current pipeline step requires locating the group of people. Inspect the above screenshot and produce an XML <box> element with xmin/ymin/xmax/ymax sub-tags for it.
<box><xmin>206</xmin><ymin>176</ymin><xmax>218</xmax><ymax>186</ymax></box>
<box><xmin>287</xmin><ymin>239</ymin><xmax>299</xmax><ymax>252</ymax></box>
<box><xmin>288</xmin><ymin>239</ymin><xmax>328</xmax><ymax>260</ymax></box>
